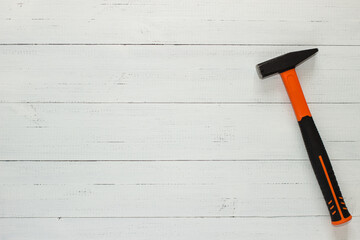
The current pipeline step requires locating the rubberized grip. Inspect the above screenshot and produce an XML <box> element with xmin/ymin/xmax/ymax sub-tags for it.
<box><xmin>299</xmin><ymin>116</ymin><xmax>352</xmax><ymax>225</ymax></box>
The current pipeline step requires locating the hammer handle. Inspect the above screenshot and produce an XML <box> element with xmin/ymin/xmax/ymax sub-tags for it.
<box><xmin>280</xmin><ymin>69</ymin><xmax>352</xmax><ymax>225</ymax></box>
<box><xmin>299</xmin><ymin>116</ymin><xmax>351</xmax><ymax>225</ymax></box>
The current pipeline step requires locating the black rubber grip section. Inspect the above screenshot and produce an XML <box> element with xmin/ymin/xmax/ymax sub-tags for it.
<box><xmin>298</xmin><ymin>116</ymin><xmax>351</xmax><ymax>223</ymax></box>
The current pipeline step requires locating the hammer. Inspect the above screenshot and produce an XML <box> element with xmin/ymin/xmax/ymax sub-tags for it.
<box><xmin>256</xmin><ymin>49</ymin><xmax>352</xmax><ymax>225</ymax></box>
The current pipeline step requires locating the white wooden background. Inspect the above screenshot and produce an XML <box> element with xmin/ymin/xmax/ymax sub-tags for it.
<box><xmin>0</xmin><ymin>0</ymin><xmax>359</xmax><ymax>239</ymax></box>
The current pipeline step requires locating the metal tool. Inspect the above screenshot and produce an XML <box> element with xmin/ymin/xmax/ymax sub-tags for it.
<box><xmin>256</xmin><ymin>48</ymin><xmax>352</xmax><ymax>225</ymax></box>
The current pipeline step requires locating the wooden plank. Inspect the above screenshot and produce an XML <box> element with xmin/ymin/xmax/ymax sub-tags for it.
<box><xmin>0</xmin><ymin>103</ymin><xmax>359</xmax><ymax>160</ymax></box>
<box><xmin>0</xmin><ymin>217</ymin><xmax>359</xmax><ymax>240</ymax></box>
<box><xmin>0</xmin><ymin>45</ymin><xmax>359</xmax><ymax>103</ymax></box>
<box><xmin>0</xmin><ymin>161</ymin><xmax>358</xmax><ymax>217</ymax></box>
<box><xmin>0</xmin><ymin>0</ymin><xmax>359</xmax><ymax>44</ymax></box>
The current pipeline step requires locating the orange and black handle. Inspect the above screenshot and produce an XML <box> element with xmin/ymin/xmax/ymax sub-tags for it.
<box><xmin>281</xmin><ymin>69</ymin><xmax>352</xmax><ymax>225</ymax></box>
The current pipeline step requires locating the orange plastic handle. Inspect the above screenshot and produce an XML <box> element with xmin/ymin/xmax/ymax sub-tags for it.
<box><xmin>280</xmin><ymin>69</ymin><xmax>311</xmax><ymax>121</ymax></box>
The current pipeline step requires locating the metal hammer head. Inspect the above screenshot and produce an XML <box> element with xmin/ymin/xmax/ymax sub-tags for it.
<box><xmin>256</xmin><ymin>48</ymin><xmax>318</xmax><ymax>79</ymax></box>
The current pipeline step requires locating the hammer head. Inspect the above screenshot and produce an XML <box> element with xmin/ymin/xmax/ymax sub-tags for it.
<box><xmin>256</xmin><ymin>48</ymin><xmax>318</xmax><ymax>79</ymax></box>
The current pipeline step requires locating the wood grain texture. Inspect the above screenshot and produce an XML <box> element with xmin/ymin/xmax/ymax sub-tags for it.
<box><xmin>0</xmin><ymin>0</ymin><xmax>359</xmax><ymax>44</ymax></box>
<box><xmin>0</xmin><ymin>217</ymin><xmax>359</xmax><ymax>240</ymax></box>
<box><xmin>0</xmin><ymin>103</ymin><xmax>359</xmax><ymax>160</ymax></box>
<box><xmin>0</xmin><ymin>45</ymin><xmax>359</xmax><ymax>103</ymax></box>
<box><xmin>0</xmin><ymin>161</ymin><xmax>358</xmax><ymax>217</ymax></box>
<box><xmin>1</xmin><ymin>0</ymin><xmax>360</xmax><ymax>238</ymax></box>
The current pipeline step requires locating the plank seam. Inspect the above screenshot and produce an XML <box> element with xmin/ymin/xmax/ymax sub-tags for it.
<box><xmin>0</xmin><ymin>159</ymin><xmax>359</xmax><ymax>162</ymax></box>
<box><xmin>1</xmin><ymin>43</ymin><xmax>360</xmax><ymax>46</ymax></box>
<box><xmin>1</xmin><ymin>102</ymin><xmax>360</xmax><ymax>105</ymax></box>
<box><xmin>2</xmin><ymin>215</ymin><xmax>358</xmax><ymax>219</ymax></box>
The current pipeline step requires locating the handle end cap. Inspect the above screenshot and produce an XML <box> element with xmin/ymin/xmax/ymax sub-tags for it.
<box><xmin>332</xmin><ymin>215</ymin><xmax>352</xmax><ymax>226</ymax></box>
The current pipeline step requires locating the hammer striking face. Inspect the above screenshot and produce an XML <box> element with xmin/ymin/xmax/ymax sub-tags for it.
<box><xmin>256</xmin><ymin>49</ymin><xmax>352</xmax><ymax>226</ymax></box>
